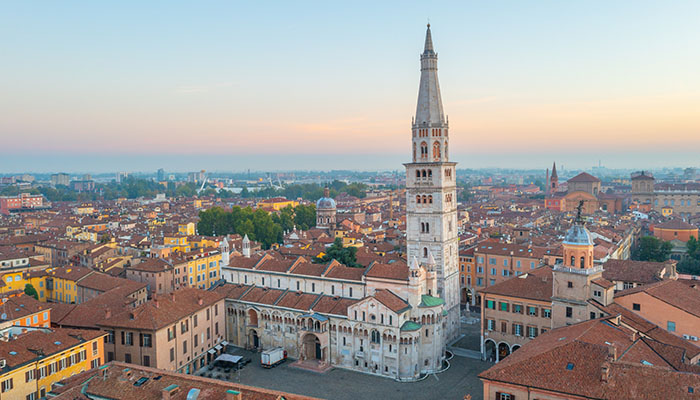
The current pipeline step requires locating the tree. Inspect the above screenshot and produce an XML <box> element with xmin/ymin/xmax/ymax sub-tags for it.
<box><xmin>314</xmin><ymin>237</ymin><xmax>362</xmax><ymax>267</ymax></box>
<box><xmin>294</xmin><ymin>204</ymin><xmax>316</xmax><ymax>231</ymax></box>
<box><xmin>632</xmin><ymin>236</ymin><xmax>673</xmax><ymax>262</ymax></box>
<box><xmin>678</xmin><ymin>236</ymin><xmax>700</xmax><ymax>275</ymax></box>
<box><xmin>24</xmin><ymin>283</ymin><xmax>39</xmax><ymax>300</ymax></box>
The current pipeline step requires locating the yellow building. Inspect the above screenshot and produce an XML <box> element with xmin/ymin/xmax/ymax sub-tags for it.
<box><xmin>182</xmin><ymin>248</ymin><xmax>222</xmax><ymax>289</ymax></box>
<box><xmin>164</xmin><ymin>235</ymin><xmax>191</xmax><ymax>252</ymax></box>
<box><xmin>0</xmin><ymin>270</ymin><xmax>51</xmax><ymax>302</ymax></box>
<box><xmin>178</xmin><ymin>221</ymin><xmax>196</xmax><ymax>236</ymax></box>
<box><xmin>73</xmin><ymin>204</ymin><xmax>95</xmax><ymax>215</ymax></box>
<box><xmin>45</xmin><ymin>267</ymin><xmax>92</xmax><ymax>304</ymax></box>
<box><xmin>662</xmin><ymin>206</ymin><xmax>673</xmax><ymax>217</ymax></box>
<box><xmin>0</xmin><ymin>328</ymin><xmax>106</xmax><ymax>399</ymax></box>
<box><xmin>256</xmin><ymin>197</ymin><xmax>299</xmax><ymax>211</ymax></box>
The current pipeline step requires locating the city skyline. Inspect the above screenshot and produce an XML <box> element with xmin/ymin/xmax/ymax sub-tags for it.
<box><xmin>2</xmin><ymin>1</ymin><xmax>700</xmax><ymax>172</ymax></box>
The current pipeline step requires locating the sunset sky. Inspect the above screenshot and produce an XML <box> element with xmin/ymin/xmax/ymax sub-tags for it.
<box><xmin>2</xmin><ymin>1</ymin><xmax>699</xmax><ymax>172</ymax></box>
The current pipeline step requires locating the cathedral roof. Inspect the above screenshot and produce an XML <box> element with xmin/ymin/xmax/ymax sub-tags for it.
<box><xmin>419</xmin><ymin>294</ymin><xmax>444</xmax><ymax>308</ymax></box>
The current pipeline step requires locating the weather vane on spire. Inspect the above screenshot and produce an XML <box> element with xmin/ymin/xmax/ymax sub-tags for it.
<box><xmin>576</xmin><ymin>200</ymin><xmax>585</xmax><ymax>224</ymax></box>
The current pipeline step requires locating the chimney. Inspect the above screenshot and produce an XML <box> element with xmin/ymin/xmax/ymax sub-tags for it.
<box><xmin>607</xmin><ymin>346</ymin><xmax>617</xmax><ymax>361</ymax></box>
<box><xmin>198</xmin><ymin>297</ymin><xmax>203</xmax><ymax>306</ymax></box>
<box><xmin>170</xmin><ymin>292</ymin><xmax>175</xmax><ymax>302</ymax></box>
<box><xmin>601</xmin><ymin>363</ymin><xmax>610</xmax><ymax>383</ymax></box>
<box><xmin>225</xmin><ymin>389</ymin><xmax>242</xmax><ymax>400</ymax></box>
<box><xmin>104</xmin><ymin>309</ymin><xmax>112</xmax><ymax>319</ymax></box>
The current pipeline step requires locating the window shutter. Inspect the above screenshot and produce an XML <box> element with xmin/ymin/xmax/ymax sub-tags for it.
<box><xmin>495</xmin><ymin>392</ymin><xmax>501</xmax><ymax>400</ymax></box>
<box><xmin>534</xmin><ymin>307</ymin><xmax>539</xmax><ymax>317</ymax></box>
<box><xmin>139</xmin><ymin>333</ymin><xmax>143</xmax><ymax>347</ymax></box>
<box><xmin>511</xmin><ymin>323</ymin><xmax>516</xmax><ymax>334</ymax></box>
<box><xmin>506</xmin><ymin>303</ymin><xmax>510</xmax><ymax>312</ymax></box>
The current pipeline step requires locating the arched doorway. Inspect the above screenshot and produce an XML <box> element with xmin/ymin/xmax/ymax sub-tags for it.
<box><xmin>498</xmin><ymin>342</ymin><xmax>511</xmax><ymax>361</ymax></box>
<box><xmin>249</xmin><ymin>330</ymin><xmax>259</xmax><ymax>349</ymax></box>
<box><xmin>302</xmin><ymin>333</ymin><xmax>321</xmax><ymax>361</ymax></box>
<box><xmin>484</xmin><ymin>340</ymin><xmax>496</xmax><ymax>362</ymax></box>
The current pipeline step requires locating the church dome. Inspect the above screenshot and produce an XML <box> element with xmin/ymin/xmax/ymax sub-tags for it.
<box><xmin>563</xmin><ymin>224</ymin><xmax>593</xmax><ymax>246</ymax></box>
<box><xmin>316</xmin><ymin>188</ymin><xmax>336</xmax><ymax>210</ymax></box>
<box><xmin>316</xmin><ymin>197</ymin><xmax>336</xmax><ymax>210</ymax></box>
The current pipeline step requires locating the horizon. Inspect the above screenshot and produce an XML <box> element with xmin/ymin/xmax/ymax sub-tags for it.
<box><xmin>2</xmin><ymin>1</ymin><xmax>700</xmax><ymax>172</ymax></box>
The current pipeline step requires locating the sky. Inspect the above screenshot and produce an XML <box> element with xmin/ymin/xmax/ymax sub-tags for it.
<box><xmin>1</xmin><ymin>1</ymin><xmax>699</xmax><ymax>173</ymax></box>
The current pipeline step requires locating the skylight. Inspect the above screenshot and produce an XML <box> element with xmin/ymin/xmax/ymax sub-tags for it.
<box><xmin>641</xmin><ymin>360</ymin><xmax>653</xmax><ymax>366</ymax></box>
<box><xmin>566</xmin><ymin>363</ymin><xmax>574</xmax><ymax>370</ymax></box>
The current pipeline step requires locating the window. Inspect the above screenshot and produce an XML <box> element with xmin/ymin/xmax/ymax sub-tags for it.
<box><xmin>92</xmin><ymin>341</ymin><xmax>98</xmax><ymax>355</ymax></box>
<box><xmin>206</xmin><ymin>309</ymin><xmax>210</xmax><ymax>320</ymax></box>
<box><xmin>124</xmin><ymin>353</ymin><xmax>131</xmax><ymax>363</ymax></box>
<box><xmin>512</xmin><ymin>304</ymin><xmax>522</xmax><ymax>314</ymax></box>
<box><xmin>1</xmin><ymin>378</ymin><xmax>13</xmax><ymax>392</ymax></box>
<box><xmin>183</xmin><ymin>340</ymin><xmax>188</xmax><ymax>353</ymax></box>
<box><xmin>496</xmin><ymin>393</ymin><xmax>513</xmax><ymax>400</ymax></box>
<box><xmin>593</xmin><ymin>290</ymin><xmax>601</xmax><ymax>297</ymax></box>
<box><xmin>124</xmin><ymin>332</ymin><xmax>133</xmax><ymax>346</ymax></box>
<box><xmin>141</xmin><ymin>333</ymin><xmax>152</xmax><ymax>348</ymax></box>
<box><xmin>590</xmin><ymin>312</ymin><xmax>596</xmax><ymax>320</ymax></box>
<box><xmin>489</xmin><ymin>258</ymin><xmax>496</xmax><ymax>265</ymax></box>
<box><xmin>486</xmin><ymin>319</ymin><xmax>495</xmax><ymax>331</ymax></box>
<box><xmin>503</xmin><ymin>259</ymin><xmax>508</xmax><ymax>267</ymax></box>
<box><xmin>527</xmin><ymin>326</ymin><xmax>538</xmax><ymax>339</ymax></box>
<box><xmin>25</xmin><ymin>369</ymin><xmax>35</xmax><ymax>382</ymax></box>
<box><xmin>567</xmin><ymin>281</ymin><xmax>573</xmax><ymax>288</ymax></box>
<box><xmin>527</xmin><ymin>306</ymin><xmax>537</xmax><ymax>316</ymax></box>
<box><xmin>499</xmin><ymin>302</ymin><xmax>509</xmax><ymax>312</ymax></box>
<box><xmin>194</xmin><ymin>315</ymin><xmax>198</xmax><ymax>327</ymax></box>
<box><xmin>566</xmin><ymin>307</ymin><xmax>573</xmax><ymax>318</ymax></box>
<box><xmin>633</xmin><ymin>303</ymin><xmax>641</xmax><ymax>311</ymax></box>
<box><xmin>668</xmin><ymin>321</ymin><xmax>676</xmax><ymax>332</ymax></box>
<box><xmin>486</xmin><ymin>300</ymin><xmax>495</xmax><ymax>309</ymax></box>
<box><xmin>490</xmin><ymin>268</ymin><xmax>496</xmax><ymax>275</ymax></box>
<box><xmin>513</xmin><ymin>324</ymin><xmax>522</xmax><ymax>337</ymax></box>
<box><xmin>170</xmin><ymin>348</ymin><xmax>175</xmax><ymax>362</ymax></box>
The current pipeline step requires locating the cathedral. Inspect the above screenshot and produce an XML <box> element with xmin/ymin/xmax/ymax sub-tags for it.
<box><xmin>220</xmin><ymin>25</ymin><xmax>458</xmax><ymax>381</ymax></box>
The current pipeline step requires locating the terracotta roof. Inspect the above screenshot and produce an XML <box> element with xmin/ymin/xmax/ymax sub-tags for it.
<box><xmin>0</xmin><ymin>293</ymin><xmax>50</xmax><ymax>321</ymax></box>
<box><xmin>479</xmin><ymin>266</ymin><xmax>553</xmax><ymax>302</ymax></box>
<box><xmin>49</xmin><ymin>361</ymin><xmax>319</xmax><ymax>400</ymax></box>
<box><xmin>97</xmin><ymin>288</ymin><xmax>224</xmax><ymax>331</ymax></box>
<box><xmin>129</xmin><ymin>258</ymin><xmax>172</xmax><ymax>272</ymax></box>
<box><xmin>0</xmin><ymin>328</ymin><xmax>105</xmax><ymax>370</ymax></box>
<box><xmin>567</xmin><ymin>172</ymin><xmax>601</xmax><ymax>183</ymax></box>
<box><xmin>479</xmin><ymin>317</ymin><xmax>700</xmax><ymax>399</ymax></box>
<box><xmin>365</xmin><ymin>261</ymin><xmax>409</xmax><ymax>281</ymax></box>
<box><xmin>615</xmin><ymin>279</ymin><xmax>700</xmax><ymax>318</ymax></box>
<box><xmin>602</xmin><ymin>259</ymin><xmax>670</xmax><ymax>284</ymax></box>
<box><xmin>372</xmin><ymin>289</ymin><xmax>411</xmax><ymax>313</ymax></box>
<box><xmin>655</xmin><ymin>219</ymin><xmax>697</xmax><ymax>231</ymax></box>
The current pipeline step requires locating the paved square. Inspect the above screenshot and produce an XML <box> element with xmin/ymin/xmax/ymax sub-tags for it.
<box><xmin>202</xmin><ymin>348</ymin><xmax>489</xmax><ymax>400</ymax></box>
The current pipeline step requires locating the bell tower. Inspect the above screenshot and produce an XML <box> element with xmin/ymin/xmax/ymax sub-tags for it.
<box><xmin>405</xmin><ymin>25</ymin><xmax>460</xmax><ymax>341</ymax></box>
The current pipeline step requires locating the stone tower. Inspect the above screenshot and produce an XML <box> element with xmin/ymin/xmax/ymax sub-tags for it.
<box><xmin>405</xmin><ymin>24</ymin><xmax>460</xmax><ymax>341</ymax></box>
<box><xmin>551</xmin><ymin>202</ymin><xmax>602</xmax><ymax>328</ymax></box>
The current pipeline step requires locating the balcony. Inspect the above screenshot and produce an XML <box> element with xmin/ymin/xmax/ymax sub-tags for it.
<box><xmin>553</xmin><ymin>264</ymin><xmax>603</xmax><ymax>276</ymax></box>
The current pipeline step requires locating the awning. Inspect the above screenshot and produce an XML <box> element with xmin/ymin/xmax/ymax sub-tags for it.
<box><xmin>208</xmin><ymin>349</ymin><xmax>216</xmax><ymax>354</ymax></box>
<box><xmin>214</xmin><ymin>345</ymin><xmax>222</xmax><ymax>351</ymax></box>
<box><xmin>214</xmin><ymin>354</ymin><xmax>242</xmax><ymax>363</ymax></box>
<box><xmin>221</xmin><ymin>341</ymin><xmax>229</xmax><ymax>346</ymax></box>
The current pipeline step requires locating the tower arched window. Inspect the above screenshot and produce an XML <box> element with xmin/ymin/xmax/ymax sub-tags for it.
<box><xmin>421</xmin><ymin>222</ymin><xmax>425</xmax><ymax>232</ymax></box>
<box><xmin>416</xmin><ymin>195</ymin><xmax>421</xmax><ymax>204</ymax></box>
<box><xmin>371</xmin><ymin>330</ymin><xmax>380</xmax><ymax>344</ymax></box>
<box><xmin>428</xmin><ymin>195</ymin><xmax>433</xmax><ymax>204</ymax></box>
<box><xmin>580</xmin><ymin>256</ymin><xmax>585</xmax><ymax>269</ymax></box>
<box><xmin>422</xmin><ymin>170</ymin><xmax>426</xmax><ymax>178</ymax></box>
<box><xmin>570</xmin><ymin>256</ymin><xmax>575</xmax><ymax>267</ymax></box>
<box><xmin>422</xmin><ymin>195</ymin><xmax>427</xmax><ymax>204</ymax></box>
<box><xmin>428</xmin><ymin>169</ymin><xmax>432</xmax><ymax>178</ymax></box>
<box><xmin>433</xmin><ymin>141</ymin><xmax>441</xmax><ymax>159</ymax></box>
<box><xmin>425</xmin><ymin>223</ymin><xmax>429</xmax><ymax>233</ymax></box>
<box><xmin>420</xmin><ymin>142</ymin><xmax>428</xmax><ymax>159</ymax></box>
<box><xmin>423</xmin><ymin>247</ymin><xmax>428</xmax><ymax>257</ymax></box>
<box><xmin>416</xmin><ymin>170</ymin><xmax>420</xmax><ymax>179</ymax></box>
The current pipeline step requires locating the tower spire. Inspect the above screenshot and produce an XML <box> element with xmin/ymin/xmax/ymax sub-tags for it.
<box><xmin>423</xmin><ymin>24</ymin><xmax>434</xmax><ymax>54</ymax></box>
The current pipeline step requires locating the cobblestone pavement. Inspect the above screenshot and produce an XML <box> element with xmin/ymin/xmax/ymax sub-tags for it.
<box><xmin>208</xmin><ymin>348</ymin><xmax>490</xmax><ymax>400</ymax></box>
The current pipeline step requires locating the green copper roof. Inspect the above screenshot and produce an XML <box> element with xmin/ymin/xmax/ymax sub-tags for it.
<box><xmin>420</xmin><ymin>294</ymin><xmax>445</xmax><ymax>307</ymax></box>
<box><xmin>442</xmin><ymin>310</ymin><xmax>448</xmax><ymax>316</ymax></box>
<box><xmin>400</xmin><ymin>321</ymin><xmax>421</xmax><ymax>331</ymax></box>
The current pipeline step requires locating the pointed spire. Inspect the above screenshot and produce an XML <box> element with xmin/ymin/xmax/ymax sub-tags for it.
<box><xmin>551</xmin><ymin>162</ymin><xmax>558</xmax><ymax>179</ymax></box>
<box><xmin>423</xmin><ymin>24</ymin><xmax>434</xmax><ymax>54</ymax></box>
<box><xmin>426</xmin><ymin>250</ymin><xmax>436</xmax><ymax>266</ymax></box>
<box><xmin>410</xmin><ymin>256</ymin><xmax>420</xmax><ymax>270</ymax></box>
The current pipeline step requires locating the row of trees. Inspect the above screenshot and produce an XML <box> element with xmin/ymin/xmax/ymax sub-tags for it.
<box><xmin>240</xmin><ymin>180</ymin><xmax>368</xmax><ymax>200</ymax></box>
<box><xmin>197</xmin><ymin>204</ymin><xmax>316</xmax><ymax>249</ymax></box>
<box><xmin>0</xmin><ymin>177</ymin><xmax>199</xmax><ymax>202</ymax></box>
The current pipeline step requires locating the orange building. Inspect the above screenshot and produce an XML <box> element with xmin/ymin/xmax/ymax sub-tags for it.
<box><xmin>652</xmin><ymin>219</ymin><xmax>698</xmax><ymax>242</ymax></box>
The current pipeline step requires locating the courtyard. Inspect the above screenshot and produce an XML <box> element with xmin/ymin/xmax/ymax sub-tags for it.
<box><xmin>198</xmin><ymin>347</ymin><xmax>489</xmax><ymax>400</ymax></box>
